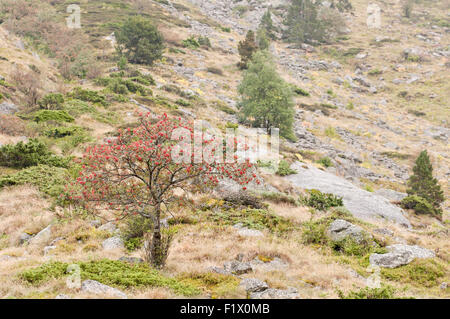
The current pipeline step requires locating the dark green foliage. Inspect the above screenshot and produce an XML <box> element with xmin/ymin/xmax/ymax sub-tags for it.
<box><xmin>293</xmin><ymin>86</ymin><xmax>310</xmax><ymax>96</ymax></box>
<box><xmin>259</xmin><ymin>10</ymin><xmax>276</xmax><ymax>40</ymax></box>
<box><xmin>121</xmin><ymin>215</ymin><xmax>153</xmax><ymax>252</ymax></box>
<box><xmin>317</xmin><ymin>157</ymin><xmax>333</xmax><ymax>168</ymax></box>
<box><xmin>300</xmin><ymin>189</ymin><xmax>343</xmax><ymax>211</ymax></box>
<box><xmin>117</xmin><ymin>56</ymin><xmax>128</xmax><ymax>70</ymax></box>
<box><xmin>44</xmin><ymin>126</ymin><xmax>85</xmax><ymax>139</ymax></box>
<box><xmin>338</xmin><ymin>285</ymin><xmax>397</xmax><ymax>299</ymax></box>
<box><xmin>276</xmin><ymin>160</ymin><xmax>297</xmax><ymax>176</ymax></box>
<box><xmin>69</xmin><ymin>87</ymin><xmax>107</xmax><ymax>106</ymax></box>
<box><xmin>32</xmin><ymin>110</ymin><xmax>74</xmax><ymax>123</ymax></box>
<box><xmin>205</xmin><ymin>208</ymin><xmax>296</xmax><ymax>236</ymax></box>
<box><xmin>116</xmin><ymin>16</ymin><xmax>164</xmax><ymax>65</ymax></box>
<box><xmin>0</xmin><ymin>164</ymin><xmax>70</xmax><ymax>197</ymax></box>
<box><xmin>182</xmin><ymin>36</ymin><xmax>200</xmax><ymax>49</ymax></box>
<box><xmin>38</xmin><ymin>93</ymin><xmax>65</xmax><ymax>110</ymax></box>
<box><xmin>197</xmin><ymin>36</ymin><xmax>212</xmax><ymax>48</ymax></box>
<box><xmin>406</xmin><ymin>150</ymin><xmax>444</xmax><ymax>214</ymax></box>
<box><xmin>238</xmin><ymin>51</ymin><xmax>295</xmax><ymax>140</ymax></box>
<box><xmin>381</xmin><ymin>259</ymin><xmax>445</xmax><ymax>288</ymax></box>
<box><xmin>401</xmin><ymin>195</ymin><xmax>437</xmax><ymax>216</ymax></box>
<box><xmin>0</xmin><ymin>139</ymin><xmax>69</xmax><ymax>168</ymax></box>
<box><xmin>237</xmin><ymin>30</ymin><xmax>258</xmax><ymax>69</ymax></box>
<box><xmin>20</xmin><ymin>260</ymin><xmax>200</xmax><ymax>296</ymax></box>
<box><xmin>283</xmin><ymin>0</ymin><xmax>345</xmax><ymax>45</ymax></box>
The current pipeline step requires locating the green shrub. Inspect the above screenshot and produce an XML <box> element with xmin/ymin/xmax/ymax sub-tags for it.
<box><xmin>38</xmin><ymin>93</ymin><xmax>64</xmax><ymax>110</ymax></box>
<box><xmin>182</xmin><ymin>36</ymin><xmax>200</xmax><ymax>49</ymax></box>
<box><xmin>116</xmin><ymin>17</ymin><xmax>164</xmax><ymax>66</ymax></box>
<box><xmin>276</xmin><ymin>160</ymin><xmax>297</xmax><ymax>176</ymax></box>
<box><xmin>381</xmin><ymin>259</ymin><xmax>445</xmax><ymax>288</ymax></box>
<box><xmin>207</xmin><ymin>67</ymin><xmax>223</xmax><ymax>75</ymax></box>
<box><xmin>44</xmin><ymin>126</ymin><xmax>85</xmax><ymax>138</ymax></box>
<box><xmin>197</xmin><ymin>36</ymin><xmax>211</xmax><ymax>48</ymax></box>
<box><xmin>293</xmin><ymin>87</ymin><xmax>310</xmax><ymax>96</ymax></box>
<box><xmin>63</xmin><ymin>100</ymin><xmax>96</xmax><ymax>117</ymax></box>
<box><xmin>69</xmin><ymin>87</ymin><xmax>107</xmax><ymax>106</ymax></box>
<box><xmin>178</xmin><ymin>272</ymin><xmax>239</xmax><ymax>298</ymax></box>
<box><xmin>400</xmin><ymin>195</ymin><xmax>437</xmax><ymax>216</ymax></box>
<box><xmin>205</xmin><ymin>208</ymin><xmax>296</xmax><ymax>236</ymax></box>
<box><xmin>221</xmin><ymin>27</ymin><xmax>231</xmax><ymax>33</ymax></box>
<box><xmin>175</xmin><ymin>99</ymin><xmax>190</xmax><ymax>107</ymax></box>
<box><xmin>117</xmin><ymin>56</ymin><xmax>128</xmax><ymax>70</ymax></box>
<box><xmin>338</xmin><ymin>285</ymin><xmax>397</xmax><ymax>299</ymax></box>
<box><xmin>20</xmin><ymin>259</ymin><xmax>201</xmax><ymax>296</ymax></box>
<box><xmin>121</xmin><ymin>215</ymin><xmax>153</xmax><ymax>252</ymax></box>
<box><xmin>300</xmin><ymin>189</ymin><xmax>343</xmax><ymax>211</ymax></box>
<box><xmin>0</xmin><ymin>164</ymin><xmax>70</xmax><ymax>197</ymax></box>
<box><xmin>0</xmin><ymin>139</ymin><xmax>69</xmax><ymax>168</ymax></box>
<box><xmin>32</xmin><ymin>110</ymin><xmax>74</xmax><ymax>123</ymax></box>
<box><xmin>213</xmin><ymin>101</ymin><xmax>236</xmax><ymax>114</ymax></box>
<box><xmin>317</xmin><ymin>157</ymin><xmax>333</xmax><ymax>168</ymax></box>
<box><xmin>260</xmin><ymin>191</ymin><xmax>299</xmax><ymax>206</ymax></box>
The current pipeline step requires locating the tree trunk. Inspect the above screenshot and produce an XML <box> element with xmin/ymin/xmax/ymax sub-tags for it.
<box><xmin>150</xmin><ymin>204</ymin><xmax>163</xmax><ymax>268</ymax></box>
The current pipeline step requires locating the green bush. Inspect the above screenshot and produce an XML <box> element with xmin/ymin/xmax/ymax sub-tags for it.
<box><xmin>381</xmin><ymin>259</ymin><xmax>445</xmax><ymax>288</ymax></box>
<box><xmin>182</xmin><ymin>36</ymin><xmax>200</xmax><ymax>49</ymax></box>
<box><xmin>338</xmin><ymin>285</ymin><xmax>397</xmax><ymax>299</ymax></box>
<box><xmin>400</xmin><ymin>195</ymin><xmax>437</xmax><ymax>216</ymax></box>
<box><xmin>121</xmin><ymin>215</ymin><xmax>153</xmax><ymax>252</ymax></box>
<box><xmin>32</xmin><ymin>110</ymin><xmax>74</xmax><ymax>123</ymax></box>
<box><xmin>38</xmin><ymin>93</ymin><xmax>64</xmax><ymax>110</ymax></box>
<box><xmin>317</xmin><ymin>157</ymin><xmax>333</xmax><ymax>168</ymax></box>
<box><xmin>300</xmin><ymin>189</ymin><xmax>343</xmax><ymax>211</ymax></box>
<box><xmin>0</xmin><ymin>164</ymin><xmax>70</xmax><ymax>197</ymax></box>
<box><xmin>0</xmin><ymin>139</ymin><xmax>70</xmax><ymax>168</ymax></box>
<box><xmin>293</xmin><ymin>87</ymin><xmax>310</xmax><ymax>96</ymax></box>
<box><xmin>44</xmin><ymin>126</ymin><xmax>85</xmax><ymax>138</ymax></box>
<box><xmin>69</xmin><ymin>87</ymin><xmax>107</xmax><ymax>106</ymax></box>
<box><xmin>20</xmin><ymin>259</ymin><xmax>200</xmax><ymax>296</ymax></box>
<box><xmin>116</xmin><ymin>16</ymin><xmax>164</xmax><ymax>65</ymax></box>
<box><xmin>276</xmin><ymin>160</ymin><xmax>297</xmax><ymax>176</ymax></box>
<box><xmin>205</xmin><ymin>208</ymin><xmax>296</xmax><ymax>236</ymax></box>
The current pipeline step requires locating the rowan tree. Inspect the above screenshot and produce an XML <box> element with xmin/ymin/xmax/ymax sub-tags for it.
<box><xmin>65</xmin><ymin>113</ymin><xmax>257</xmax><ymax>267</ymax></box>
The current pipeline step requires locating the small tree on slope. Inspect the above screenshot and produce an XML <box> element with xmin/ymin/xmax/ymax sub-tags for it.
<box><xmin>406</xmin><ymin>150</ymin><xmax>444</xmax><ymax>213</ymax></box>
<box><xmin>65</xmin><ymin>113</ymin><xmax>257</xmax><ymax>267</ymax></box>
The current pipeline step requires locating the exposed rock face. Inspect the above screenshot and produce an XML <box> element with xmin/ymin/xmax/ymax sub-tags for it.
<box><xmin>98</xmin><ymin>222</ymin><xmax>117</xmax><ymax>234</ymax></box>
<box><xmin>250</xmin><ymin>257</ymin><xmax>288</xmax><ymax>272</ymax></box>
<box><xmin>233</xmin><ymin>224</ymin><xmax>263</xmax><ymax>237</ymax></box>
<box><xmin>375</xmin><ymin>189</ymin><xmax>407</xmax><ymax>202</ymax></box>
<box><xmin>250</xmin><ymin>287</ymin><xmax>299</xmax><ymax>299</ymax></box>
<box><xmin>240</xmin><ymin>278</ymin><xmax>269</xmax><ymax>293</ymax></box>
<box><xmin>326</xmin><ymin>219</ymin><xmax>371</xmax><ymax>243</ymax></box>
<box><xmin>29</xmin><ymin>225</ymin><xmax>52</xmax><ymax>245</ymax></box>
<box><xmin>370</xmin><ymin>244</ymin><xmax>435</xmax><ymax>268</ymax></box>
<box><xmin>285</xmin><ymin>163</ymin><xmax>412</xmax><ymax>227</ymax></box>
<box><xmin>223</xmin><ymin>260</ymin><xmax>253</xmax><ymax>275</ymax></box>
<box><xmin>102</xmin><ymin>236</ymin><xmax>124</xmax><ymax>250</ymax></box>
<box><xmin>81</xmin><ymin>280</ymin><xmax>127</xmax><ymax>299</ymax></box>
<box><xmin>0</xmin><ymin>102</ymin><xmax>18</xmax><ymax>115</ymax></box>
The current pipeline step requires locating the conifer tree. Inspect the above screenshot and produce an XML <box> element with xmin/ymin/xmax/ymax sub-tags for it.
<box><xmin>407</xmin><ymin>150</ymin><xmax>444</xmax><ymax>212</ymax></box>
<box><xmin>237</xmin><ymin>30</ymin><xmax>258</xmax><ymax>69</ymax></box>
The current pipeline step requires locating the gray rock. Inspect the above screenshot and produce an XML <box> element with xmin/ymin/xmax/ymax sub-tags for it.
<box><xmin>43</xmin><ymin>245</ymin><xmax>56</xmax><ymax>256</ymax></box>
<box><xmin>55</xmin><ymin>294</ymin><xmax>71</xmax><ymax>299</ymax></box>
<box><xmin>440</xmin><ymin>282</ymin><xmax>447</xmax><ymax>290</ymax></box>
<box><xmin>102</xmin><ymin>236</ymin><xmax>124</xmax><ymax>250</ymax></box>
<box><xmin>19</xmin><ymin>233</ymin><xmax>32</xmax><ymax>245</ymax></box>
<box><xmin>250</xmin><ymin>257</ymin><xmax>289</xmax><ymax>272</ymax></box>
<box><xmin>240</xmin><ymin>278</ymin><xmax>269</xmax><ymax>293</ymax></box>
<box><xmin>233</xmin><ymin>224</ymin><xmax>263</xmax><ymax>237</ymax></box>
<box><xmin>81</xmin><ymin>280</ymin><xmax>127</xmax><ymax>299</ymax></box>
<box><xmin>0</xmin><ymin>102</ymin><xmax>18</xmax><ymax>115</ymax></box>
<box><xmin>285</xmin><ymin>163</ymin><xmax>411</xmax><ymax>227</ymax></box>
<box><xmin>29</xmin><ymin>225</ymin><xmax>52</xmax><ymax>245</ymax></box>
<box><xmin>223</xmin><ymin>260</ymin><xmax>253</xmax><ymax>275</ymax></box>
<box><xmin>370</xmin><ymin>244</ymin><xmax>435</xmax><ymax>268</ymax></box>
<box><xmin>375</xmin><ymin>189</ymin><xmax>407</xmax><ymax>202</ymax></box>
<box><xmin>374</xmin><ymin>228</ymin><xmax>394</xmax><ymax>237</ymax></box>
<box><xmin>326</xmin><ymin>219</ymin><xmax>370</xmax><ymax>244</ymax></box>
<box><xmin>250</xmin><ymin>287</ymin><xmax>299</xmax><ymax>299</ymax></box>
<box><xmin>98</xmin><ymin>222</ymin><xmax>117</xmax><ymax>234</ymax></box>
<box><xmin>208</xmin><ymin>266</ymin><xmax>232</xmax><ymax>275</ymax></box>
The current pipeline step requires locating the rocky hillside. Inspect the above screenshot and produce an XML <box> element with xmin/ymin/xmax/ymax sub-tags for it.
<box><xmin>0</xmin><ymin>0</ymin><xmax>448</xmax><ymax>299</ymax></box>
